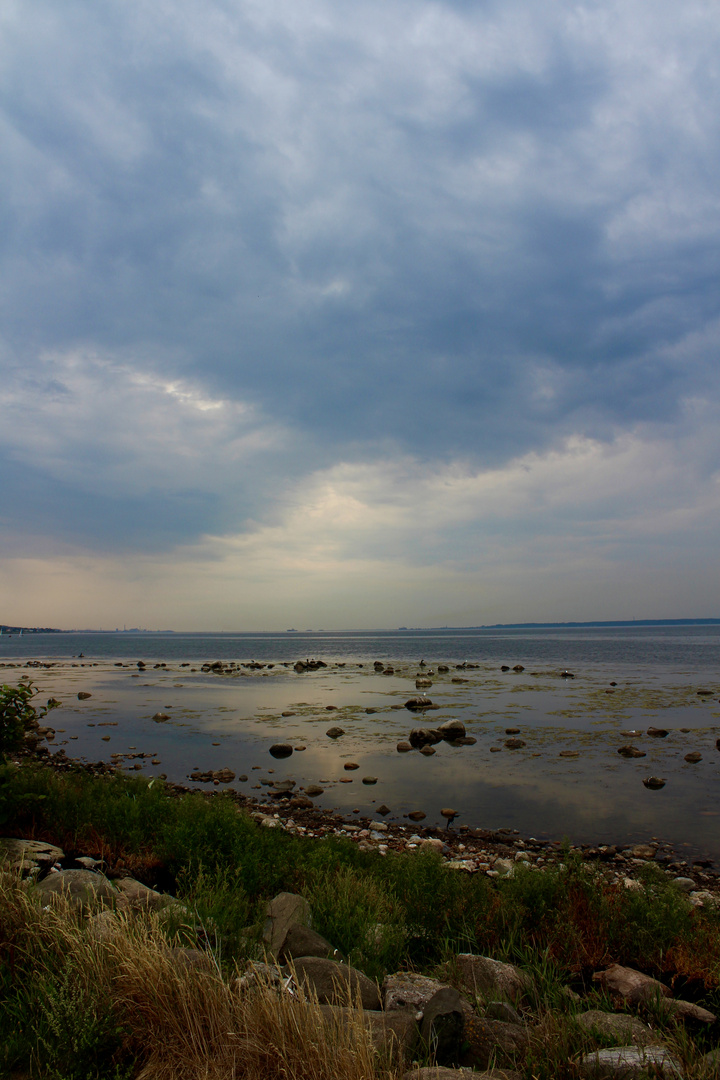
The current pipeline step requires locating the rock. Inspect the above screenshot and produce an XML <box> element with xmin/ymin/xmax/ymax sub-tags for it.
<box><xmin>461</xmin><ymin>1018</ymin><xmax>529</xmax><ymax>1069</ymax></box>
<box><xmin>420</xmin><ymin>987</ymin><xmax>466</xmax><ymax>1066</ymax></box>
<box><xmin>319</xmin><ymin>1004</ymin><xmax>417</xmax><ymax>1061</ymax></box>
<box><xmin>344</xmin><ymin>762</ymin><xmax>359</xmax><ymax>771</ymax></box>
<box><xmin>699</xmin><ymin>1050</ymin><xmax>720</xmax><ymax>1077</ymax></box>
<box><xmin>643</xmin><ymin>777</ymin><xmax>666</xmax><ymax>789</ymax></box>
<box><xmin>439</xmin><ymin>720</ymin><xmax>466</xmax><ymax>740</ymax></box>
<box><xmin>214</xmin><ymin>767</ymin><xmax>235</xmax><ymax>783</ymax></box>
<box><xmin>592</xmin><ymin>965</ymin><xmax>671</xmax><ymax>1004</ymax></box>
<box><xmin>397</xmin><ymin>741</ymin><xmax>413</xmax><ymax>752</ymax></box>
<box><xmin>406</xmin><ymin>697</ymin><xmax>433</xmax><ymax>711</ymax></box>
<box><xmin>576</xmin><ymin>1011</ymin><xmax>656</xmax><ymax>1045</ymax></box>
<box><xmin>384</xmin><ymin>972</ymin><xmax>463</xmax><ymax>1013</ymax></box>
<box><xmin>579</xmin><ymin>1046</ymin><xmax>681</xmax><ymax>1078</ymax></box>
<box><xmin>271</xmin><ymin>779</ymin><xmax>296</xmax><ymax>793</ymax></box>
<box><xmin>630</xmin><ymin>845</ymin><xmax>656</xmax><ymax>859</ymax></box>
<box><xmin>77</xmin><ymin>692</ymin><xmax>92</xmax><ymax>700</ymax></box>
<box><xmin>559</xmin><ymin>750</ymin><xmax>579</xmax><ymax>758</ymax></box>
<box><xmin>33</xmin><ymin>869</ymin><xmax>118</xmax><ymax>913</ymax></box>
<box><xmin>409</xmin><ymin>728</ymin><xmax>443</xmax><ymax>748</ymax></box>
<box><xmin>152</xmin><ymin>712</ymin><xmax>170</xmax><ymax>722</ymax></box>
<box><xmin>362</xmin><ymin>776</ymin><xmax>378</xmax><ymax>784</ymax></box>
<box><xmin>291</xmin><ymin>957</ymin><xmax>381</xmax><ymax>1010</ymax></box>
<box><xmin>263</xmin><ymin>892</ymin><xmax>311</xmax><ymax>955</ymax></box>
<box><xmin>666</xmin><ymin>999</ymin><xmax>716</xmax><ymax>1023</ymax></box>
<box><xmin>237</xmin><ymin>960</ymin><xmax>287</xmax><ymax>993</ymax></box>
<box><xmin>485</xmin><ymin>1002</ymin><xmax>521</xmax><ymax>1024</ymax></box>
<box><xmin>617</xmin><ymin>746</ymin><xmax>646</xmax><ymax>758</ymax></box>
<box><xmin>454</xmin><ymin>955</ymin><xmax>531</xmax><ymax>1004</ymax></box>
<box><xmin>290</xmin><ymin>796</ymin><xmax>314</xmax><ymax>809</ymax></box>
<box><xmin>416</xmin><ymin>679</ymin><xmax>433</xmax><ymax>689</ymax></box>
<box><xmin>305</xmin><ymin>785</ymin><xmax>324</xmax><ymax>796</ymax></box>
<box><xmin>402</xmin><ymin>1070</ymin><xmax>475</xmax><ymax>1080</ymax></box>
<box><xmin>377</xmin><ymin>804</ymin><xmax>391</xmax><ymax>815</ymax></box>
<box><xmin>0</xmin><ymin>838</ymin><xmax>64</xmax><ymax>872</ymax></box>
<box><xmin>86</xmin><ymin>909</ymin><xmax>121</xmax><ymax>943</ymax></box>
<box><xmin>672</xmin><ymin>877</ymin><xmax>696</xmax><ymax>892</ymax></box>
<box><xmin>113</xmin><ymin>877</ymin><xmax>170</xmax><ymax>910</ymax></box>
<box><xmin>684</xmin><ymin>752</ymin><xmax>702</xmax><ymax>763</ymax></box>
<box><xmin>441</xmin><ymin>808</ymin><xmax>458</xmax><ymax>821</ymax></box>
<box><xmin>281</xmin><ymin>925</ymin><xmax>343</xmax><ymax>962</ymax></box>
<box><xmin>504</xmin><ymin>739</ymin><xmax>526</xmax><ymax>750</ymax></box>
<box><xmin>512</xmin><ymin>665</ymin><xmax>524</xmax><ymax>673</ymax></box>
<box><xmin>408</xmin><ymin>811</ymin><xmax>426</xmax><ymax>821</ymax></box>
<box><xmin>269</xmin><ymin>744</ymin><xmax>293</xmax><ymax>758</ymax></box>
<box><xmin>647</xmin><ymin>727</ymin><xmax>669</xmax><ymax>738</ymax></box>
<box><xmin>326</xmin><ymin>727</ymin><xmax>345</xmax><ymax>739</ymax></box>
<box><xmin>419</xmin><ymin>746</ymin><xmax>436</xmax><ymax>756</ymax></box>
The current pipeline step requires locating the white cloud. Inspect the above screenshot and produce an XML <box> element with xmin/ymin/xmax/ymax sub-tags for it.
<box><xmin>0</xmin><ymin>348</ymin><xmax>285</xmax><ymax>496</ymax></box>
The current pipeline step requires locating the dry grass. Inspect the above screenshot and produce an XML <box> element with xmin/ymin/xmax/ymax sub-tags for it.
<box><xmin>0</xmin><ymin>870</ymin><xmax>398</xmax><ymax>1080</ymax></box>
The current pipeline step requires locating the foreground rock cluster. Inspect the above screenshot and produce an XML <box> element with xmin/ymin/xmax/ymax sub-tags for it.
<box><xmin>3</xmin><ymin>839</ymin><xmax>719</xmax><ymax>1078</ymax></box>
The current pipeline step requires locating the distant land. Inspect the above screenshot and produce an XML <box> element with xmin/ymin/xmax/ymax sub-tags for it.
<box><xmin>2</xmin><ymin>618</ymin><xmax>719</xmax><ymax>636</ymax></box>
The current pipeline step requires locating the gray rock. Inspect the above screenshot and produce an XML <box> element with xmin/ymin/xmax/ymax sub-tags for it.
<box><xmin>698</xmin><ymin>1050</ymin><xmax>720</xmax><ymax>1077</ymax></box>
<box><xmin>402</xmin><ymin>1070</ymin><xmax>474</xmax><ymax>1080</ymax></box>
<box><xmin>579</xmin><ymin>1046</ymin><xmax>681</xmax><ymax>1078</ymax></box>
<box><xmin>672</xmin><ymin>877</ymin><xmax>696</xmax><ymax>893</ymax></box>
<box><xmin>319</xmin><ymin>1004</ymin><xmax>417</xmax><ymax>1061</ymax></box>
<box><xmin>263</xmin><ymin>892</ymin><xmax>311</xmax><ymax>955</ymax></box>
<box><xmin>0</xmin><ymin>838</ymin><xmax>64</xmax><ymax>872</ymax></box>
<box><xmin>592</xmin><ymin>965</ymin><xmax>671</xmax><ymax>1004</ymax></box>
<box><xmin>454</xmin><ymin>955</ymin><xmax>531</xmax><ymax>1003</ymax></box>
<box><xmin>280</xmin><ymin>925</ymin><xmax>343</xmax><ymax>962</ymax></box>
<box><xmin>269</xmin><ymin>744</ymin><xmax>293</xmax><ymax>758</ymax></box>
<box><xmin>292</xmin><ymin>956</ymin><xmax>381</xmax><ymax>1010</ymax></box>
<box><xmin>485</xmin><ymin>1001</ymin><xmax>522</xmax><ymax>1024</ymax></box>
<box><xmin>326</xmin><ymin>727</ymin><xmax>345</xmax><ymax>739</ymax></box>
<box><xmin>113</xmin><ymin>876</ymin><xmax>170</xmax><ymax>911</ymax></box>
<box><xmin>420</xmin><ymin>987</ymin><xmax>466</xmax><ymax>1066</ymax></box>
<box><xmin>33</xmin><ymin>869</ymin><xmax>118</xmax><ymax>913</ymax></box>
<box><xmin>438</xmin><ymin>719</ymin><xmax>466</xmax><ymax>739</ymax></box>
<box><xmin>666</xmin><ymin>999</ymin><xmax>716</xmax><ymax>1023</ymax></box>
<box><xmin>384</xmin><ymin>972</ymin><xmax>456</xmax><ymax>1012</ymax></box>
<box><xmin>462</xmin><ymin>1018</ymin><xmax>529</xmax><ymax>1069</ymax></box>
<box><xmin>576</xmin><ymin>1011</ymin><xmax>656</xmax><ymax>1046</ymax></box>
<box><xmin>86</xmin><ymin>909</ymin><xmax>121</xmax><ymax>943</ymax></box>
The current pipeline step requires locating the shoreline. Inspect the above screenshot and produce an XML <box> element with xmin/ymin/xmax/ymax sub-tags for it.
<box><xmin>10</xmin><ymin>741</ymin><xmax>720</xmax><ymax>902</ymax></box>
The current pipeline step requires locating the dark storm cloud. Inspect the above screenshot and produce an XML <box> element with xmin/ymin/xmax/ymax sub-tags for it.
<box><xmin>2</xmin><ymin>0</ymin><xmax>720</xmax><ymax>552</ymax></box>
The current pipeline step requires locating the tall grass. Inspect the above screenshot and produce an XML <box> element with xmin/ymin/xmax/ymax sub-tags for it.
<box><xmin>0</xmin><ymin>870</ymin><xmax>393</xmax><ymax>1080</ymax></box>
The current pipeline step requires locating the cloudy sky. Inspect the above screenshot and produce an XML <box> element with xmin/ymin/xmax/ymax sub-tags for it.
<box><xmin>2</xmin><ymin>0</ymin><xmax>720</xmax><ymax>629</ymax></box>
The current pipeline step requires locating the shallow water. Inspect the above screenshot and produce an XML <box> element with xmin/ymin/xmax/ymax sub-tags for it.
<box><xmin>2</xmin><ymin>627</ymin><xmax>719</xmax><ymax>859</ymax></box>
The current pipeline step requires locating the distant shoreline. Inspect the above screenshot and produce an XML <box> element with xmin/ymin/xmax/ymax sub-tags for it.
<box><xmin>2</xmin><ymin>618</ymin><xmax>720</xmax><ymax>635</ymax></box>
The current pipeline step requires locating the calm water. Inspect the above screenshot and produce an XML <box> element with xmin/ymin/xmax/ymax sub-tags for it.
<box><xmin>2</xmin><ymin>627</ymin><xmax>719</xmax><ymax>859</ymax></box>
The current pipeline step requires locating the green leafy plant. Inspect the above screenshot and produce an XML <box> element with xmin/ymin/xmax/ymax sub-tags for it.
<box><xmin>0</xmin><ymin>680</ymin><xmax>49</xmax><ymax>753</ymax></box>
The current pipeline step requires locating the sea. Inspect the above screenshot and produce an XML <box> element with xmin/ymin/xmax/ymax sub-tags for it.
<box><xmin>2</xmin><ymin>626</ymin><xmax>719</xmax><ymax>859</ymax></box>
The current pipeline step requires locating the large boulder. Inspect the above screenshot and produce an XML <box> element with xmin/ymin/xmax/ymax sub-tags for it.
<box><xmin>33</xmin><ymin>869</ymin><xmax>118</xmax><ymax>913</ymax></box>
<box><xmin>579</xmin><ymin>1046</ymin><xmax>681</xmax><ymax>1078</ymax></box>
<box><xmin>319</xmin><ymin>1004</ymin><xmax>417</xmax><ymax>1061</ymax></box>
<box><xmin>420</xmin><ymin>987</ymin><xmax>466</xmax><ymax>1067</ymax></box>
<box><xmin>461</xmin><ymin>1018</ymin><xmax>529</xmax><ymax>1070</ymax></box>
<box><xmin>263</xmin><ymin>892</ymin><xmax>311</xmax><ymax>955</ymax></box>
<box><xmin>454</xmin><ymin>955</ymin><xmax>531</xmax><ymax>1004</ymax></box>
<box><xmin>592</xmin><ymin>965</ymin><xmax>671</xmax><ymax>1004</ymax></box>
<box><xmin>291</xmin><ymin>957</ymin><xmax>381</xmax><ymax>1010</ymax></box>
<box><xmin>575</xmin><ymin>1011</ymin><xmax>656</xmax><ymax>1046</ymax></box>
<box><xmin>113</xmin><ymin>877</ymin><xmax>171</xmax><ymax>911</ymax></box>
<box><xmin>280</xmin><ymin>925</ymin><xmax>343</xmax><ymax>963</ymax></box>
<box><xmin>384</xmin><ymin>972</ymin><xmax>465</xmax><ymax>1012</ymax></box>
<box><xmin>0</xmin><ymin>838</ymin><xmax>64</xmax><ymax>874</ymax></box>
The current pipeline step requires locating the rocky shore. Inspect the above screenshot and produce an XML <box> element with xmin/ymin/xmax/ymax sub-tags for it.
<box><xmin>10</xmin><ymin>737</ymin><xmax>720</xmax><ymax>905</ymax></box>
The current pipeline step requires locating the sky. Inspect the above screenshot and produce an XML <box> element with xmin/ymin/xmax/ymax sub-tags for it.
<box><xmin>1</xmin><ymin>0</ymin><xmax>720</xmax><ymax>630</ymax></box>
